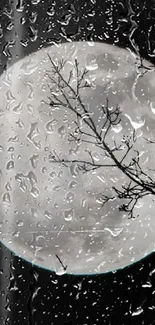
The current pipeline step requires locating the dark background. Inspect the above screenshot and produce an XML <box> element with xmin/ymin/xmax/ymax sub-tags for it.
<box><xmin>1</xmin><ymin>0</ymin><xmax>155</xmax><ymax>324</ymax></box>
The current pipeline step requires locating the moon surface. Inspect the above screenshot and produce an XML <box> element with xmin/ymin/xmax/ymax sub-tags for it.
<box><xmin>0</xmin><ymin>41</ymin><xmax>155</xmax><ymax>275</ymax></box>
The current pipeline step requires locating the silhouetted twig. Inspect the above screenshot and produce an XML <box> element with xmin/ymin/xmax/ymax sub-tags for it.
<box><xmin>46</xmin><ymin>55</ymin><xmax>155</xmax><ymax>219</ymax></box>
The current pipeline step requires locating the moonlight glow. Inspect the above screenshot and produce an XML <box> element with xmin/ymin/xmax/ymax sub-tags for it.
<box><xmin>0</xmin><ymin>41</ymin><xmax>155</xmax><ymax>275</ymax></box>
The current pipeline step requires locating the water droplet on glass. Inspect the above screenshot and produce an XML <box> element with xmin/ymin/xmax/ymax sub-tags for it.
<box><xmin>0</xmin><ymin>145</ymin><xmax>4</xmax><ymax>152</ymax></box>
<box><xmin>44</xmin><ymin>210</ymin><xmax>53</xmax><ymax>220</ymax></box>
<box><xmin>16</xmin><ymin>118</ymin><xmax>24</xmax><ymax>128</ymax></box>
<box><xmin>69</xmin><ymin>162</ymin><xmax>79</xmax><ymax>177</ymax></box>
<box><xmin>69</xmin><ymin>180</ymin><xmax>77</xmax><ymax>189</ymax></box>
<box><xmin>53</xmin><ymin>185</ymin><xmax>60</xmax><ymax>192</ymax></box>
<box><xmin>124</xmin><ymin>114</ymin><xmax>145</xmax><ymax>129</ymax></box>
<box><xmin>112</xmin><ymin>123</ymin><xmax>123</xmax><ymax>133</ymax></box>
<box><xmin>47</xmin><ymin>6</ymin><xmax>55</xmax><ymax>17</ymax></box>
<box><xmin>104</xmin><ymin>227</ymin><xmax>123</xmax><ymax>237</ymax></box>
<box><xmin>30</xmin><ymin>154</ymin><xmax>39</xmax><ymax>168</ymax></box>
<box><xmin>56</xmin><ymin>268</ymin><xmax>67</xmax><ymax>276</ymax></box>
<box><xmin>49</xmin><ymin>171</ymin><xmax>56</xmax><ymax>178</ymax></box>
<box><xmin>12</xmin><ymin>231</ymin><xmax>20</xmax><ymax>238</ymax></box>
<box><xmin>86</xmin><ymin>60</ymin><xmax>98</xmax><ymax>71</ymax></box>
<box><xmin>3</xmin><ymin>192</ymin><xmax>11</xmax><ymax>203</ymax></box>
<box><xmin>6</xmin><ymin>160</ymin><xmax>14</xmax><ymax>170</ymax></box>
<box><xmin>58</xmin><ymin>125</ymin><xmax>66</xmax><ymax>138</ymax></box>
<box><xmin>8</xmin><ymin>135</ymin><xmax>19</xmax><ymax>143</ymax></box>
<box><xmin>31</xmin><ymin>208</ymin><xmax>38</xmax><ymax>218</ymax></box>
<box><xmin>8</xmin><ymin>146</ymin><xmax>14</xmax><ymax>152</ymax></box>
<box><xmin>31</xmin><ymin>0</ymin><xmax>41</xmax><ymax>4</ymax></box>
<box><xmin>45</xmin><ymin>119</ymin><xmax>56</xmax><ymax>133</ymax></box>
<box><xmin>41</xmin><ymin>167</ymin><xmax>46</xmax><ymax>175</ymax></box>
<box><xmin>64</xmin><ymin>208</ymin><xmax>74</xmax><ymax>221</ymax></box>
<box><xmin>27</xmin><ymin>103</ymin><xmax>34</xmax><ymax>115</ymax></box>
<box><xmin>150</xmin><ymin>102</ymin><xmax>155</xmax><ymax>115</ymax></box>
<box><xmin>5</xmin><ymin>182</ymin><xmax>12</xmax><ymax>191</ymax></box>
<box><xmin>97</xmin><ymin>174</ymin><xmax>106</xmax><ymax>183</ymax></box>
<box><xmin>26</xmin><ymin>81</ymin><xmax>34</xmax><ymax>100</ymax></box>
<box><xmin>92</xmin><ymin>151</ymin><xmax>100</xmax><ymax>162</ymax></box>
<box><xmin>6</xmin><ymin>90</ymin><xmax>15</xmax><ymax>103</ymax></box>
<box><xmin>81</xmin><ymin>199</ymin><xmax>87</xmax><ymax>208</ymax></box>
<box><xmin>27</xmin><ymin>122</ymin><xmax>41</xmax><ymax>149</ymax></box>
<box><xmin>30</xmin><ymin>186</ymin><xmax>39</xmax><ymax>198</ymax></box>
<box><xmin>12</xmin><ymin>102</ymin><xmax>23</xmax><ymax>114</ymax></box>
<box><xmin>20</xmin><ymin>58</ymin><xmax>38</xmax><ymax>75</ymax></box>
<box><xmin>65</xmin><ymin>191</ymin><xmax>74</xmax><ymax>203</ymax></box>
<box><xmin>16</xmin><ymin>220</ymin><xmax>24</xmax><ymax>227</ymax></box>
<box><xmin>27</xmin><ymin>171</ymin><xmax>37</xmax><ymax>186</ymax></box>
<box><xmin>20</xmin><ymin>179</ymin><xmax>27</xmax><ymax>192</ymax></box>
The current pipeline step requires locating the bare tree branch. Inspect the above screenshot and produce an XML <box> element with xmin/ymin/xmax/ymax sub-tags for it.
<box><xmin>46</xmin><ymin>55</ymin><xmax>155</xmax><ymax>219</ymax></box>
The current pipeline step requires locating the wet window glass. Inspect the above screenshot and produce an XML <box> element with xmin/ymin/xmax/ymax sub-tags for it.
<box><xmin>0</xmin><ymin>0</ymin><xmax>155</xmax><ymax>324</ymax></box>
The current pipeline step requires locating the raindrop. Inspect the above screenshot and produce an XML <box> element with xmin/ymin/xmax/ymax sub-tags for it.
<box><xmin>69</xmin><ymin>162</ymin><xmax>79</xmax><ymax>177</ymax></box>
<box><xmin>27</xmin><ymin>122</ymin><xmax>41</xmax><ymax>149</ymax></box>
<box><xmin>81</xmin><ymin>199</ymin><xmax>87</xmax><ymax>208</ymax></box>
<box><xmin>30</xmin><ymin>187</ymin><xmax>39</xmax><ymax>198</ymax></box>
<box><xmin>97</xmin><ymin>174</ymin><xmax>106</xmax><ymax>183</ymax></box>
<box><xmin>58</xmin><ymin>125</ymin><xmax>66</xmax><ymax>138</ymax></box>
<box><xmin>3</xmin><ymin>192</ymin><xmax>11</xmax><ymax>203</ymax></box>
<box><xmin>45</xmin><ymin>119</ymin><xmax>57</xmax><ymax>133</ymax></box>
<box><xmin>20</xmin><ymin>179</ymin><xmax>27</xmax><ymax>192</ymax></box>
<box><xmin>31</xmin><ymin>208</ymin><xmax>38</xmax><ymax>218</ymax></box>
<box><xmin>26</xmin><ymin>82</ymin><xmax>34</xmax><ymax>100</ymax></box>
<box><xmin>20</xmin><ymin>58</ymin><xmax>38</xmax><ymax>75</ymax></box>
<box><xmin>65</xmin><ymin>191</ymin><xmax>74</xmax><ymax>203</ymax></box>
<box><xmin>124</xmin><ymin>114</ymin><xmax>145</xmax><ymax>129</ymax></box>
<box><xmin>56</xmin><ymin>268</ymin><xmax>67</xmax><ymax>276</ymax></box>
<box><xmin>30</xmin><ymin>154</ymin><xmax>39</xmax><ymax>168</ymax></box>
<box><xmin>27</xmin><ymin>171</ymin><xmax>37</xmax><ymax>186</ymax></box>
<box><xmin>58</xmin><ymin>13</ymin><xmax>72</xmax><ymax>26</ymax></box>
<box><xmin>8</xmin><ymin>146</ymin><xmax>14</xmax><ymax>152</ymax></box>
<box><xmin>12</xmin><ymin>231</ymin><xmax>20</xmax><ymax>238</ymax></box>
<box><xmin>0</xmin><ymin>145</ymin><xmax>4</xmax><ymax>151</ymax></box>
<box><xmin>12</xmin><ymin>102</ymin><xmax>23</xmax><ymax>114</ymax></box>
<box><xmin>92</xmin><ymin>151</ymin><xmax>100</xmax><ymax>162</ymax></box>
<box><xmin>27</xmin><ymin>122</ymin><xmax>39</xmax><ymax>141</ymax></box>
<box><xmin>27</xmin><ymin>103</ymin><xmax>34</xmax><ymax>115</ymax></box>
<box><xmin>0</xmin><ymin>28</ymin><xmax>3</xmax><ymax>38</ymax></box>
<box><xmin>150</xmin><ymin>102</ymin><xmax>155</xmax><ymax>115</ymax></box>
<box><xmin>135</xmin><ymin>200</ymin><xmax>144</xmax><ymax>209</ymax></box>
<box><xmin>16</xmin><ymin>220</ymin><xmax>24</xmax><ymax>227</ymax></box>
<box><xmin>44</xmin><ymin>210</ymin><xmax>53</xmax><ymax>220</ymax></box>
<box><xmin>29</xmin><ymin>26</ymin><xmax>38</xmax><ymax>42</ymax></box>
<box><xmin>29</xmin><ymin>11</ymin><xmax>38</xmax><ymax>24</ymax></box>
<box><xmin>64</xmin><ymin>208</ymin><xmax>74</xmax><ymax>221</ymax></box>
<box><xmin>8</xmin><ymin>135</ymin><xmax>19</xmax><ymax>142</ymax></box>
<box><xmin>132</xmin><ymin>307</ymin><xmax>144</xmax><ymax>316</ymax></box>
<box><xmin>42</xmin><ymin>167</ymin><xmax>47</xmax><ymax>173</ymax></box>
<box><xmin>104</xmin><ymin>227</ymin><xmax>123</xmax><ymax>237</ymax></box>
<box><xmin>6</xmin><ymin>160</ymin><xmax>14</xmax><ymax>170</ymax></box>
<box><xmin>53</xmin><ymin>185</ymin><xmax>60</xmax><ymax>192</ymax></box>
<box><xmin>6</xmin><ymin>90</ymin><xmax>15</xmax><ymax>103</ymax></box>
<box><xmin>112</xmin><ymin>123</ymin><xmax>123</xmax><ymax>133</ymax></box>
<box><xmin>5</xmin><ymin>182</ymin><xmax>12</xmax><ymax>191</ymax></box>
<box><xmin>16</xmin><ymin>118</ymin><xmax>24</xmax><ymax>128</ymax></box>
<box><xmin>86</xmin><ymin>60</ymin><xmax>98</xmax><ymax>71</ymax></box>
<box><xmin>47</xmin><ymin>7</ymin><xmax>55</xmax><ymax>17</ymax></box>
<box><xmin>31</xmin><ymin>0</ymin><xmax>41</xmax><ymax>4</ymax></box>
<box><xmin>69</xmin><ymin>180</ymin><xmax>77</xmax><ymax>189</ymax></box>
<box><xmin>49</xmin><ymin>171</ymin><xmax>56</xmax><ymax>178</ymax></box>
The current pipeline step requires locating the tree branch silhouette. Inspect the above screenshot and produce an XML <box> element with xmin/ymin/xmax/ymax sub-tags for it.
<box><xmin>46</xmin><ymin>54</ymin><xmax>155</xmax><ymax>219</ymax></box>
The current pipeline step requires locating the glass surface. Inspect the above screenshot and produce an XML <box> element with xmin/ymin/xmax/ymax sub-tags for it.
<box><xmin>0</xmin><ymin>0</ymin><xmax>155</xmax><ymax>324</ymax></box>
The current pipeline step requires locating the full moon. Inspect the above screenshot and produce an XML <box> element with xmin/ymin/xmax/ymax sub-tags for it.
<box><xmin>0</xmin><ymin>41</ymin><xmax>155</xmax><ymax>275</ymax></box>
